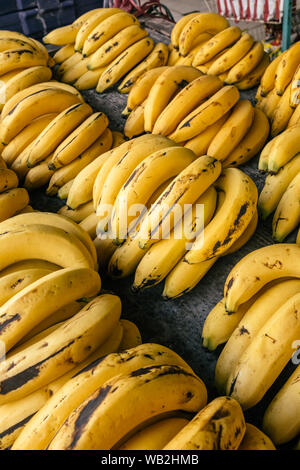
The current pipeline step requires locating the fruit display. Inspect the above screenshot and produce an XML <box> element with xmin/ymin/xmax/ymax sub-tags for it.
<box><xmin>123</xmin><ymin>70</ymin><xmax>269</xmax><ymax>165</ymax></box>
<box><xmin>0</xmin><ymin>162</ymin><xmax>29</xmax><ymax>222</ymax></box>
<box><xmin>258</xmin><ymin>126</ymin><xmax>300</xmax><ymax>241</ymax></box>
<box><xmin>203</xmin><ymin>244</ymin><xmax>300</xmax><ymax>420</ymax></box>
<box><xmin>256</xmin><ymin>41</ymin><xmax>300</xmax><ymax>136</ymax></box>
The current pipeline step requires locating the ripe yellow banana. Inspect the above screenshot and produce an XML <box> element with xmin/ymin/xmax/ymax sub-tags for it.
<box><xmin>169</xmin><ymin>85</ymin><xmax>240</xmax><ymax>143</ymax></box>
<box><xmin>215</xmin><ymin>279</ymin><xmax>300</xmax><ymax>394</ymax></box>
<box><xmin>0</xmin><ymin>259</ymin><xmax>59</xmax><ymax>276</ymax></box>
<box><xmin>258</xmin><ymin>154</ymin><xmax>300</xmax><ymax>219</ymax></box>
<box><xmin>184</xmin><ymin>113</ymin><xmax>229</xmax><ymax>156</ymax></box>
<box><xmin>56</xmin><ymin>51</ymin><xmax>82</xmax><ymax>77</ymax></box>
<box><xmin>193</xmin><ymin>26</ymin><xmax>241</xmax><ymax>66</ymax></box>
<box><xmin>53</xmin><ymin>44</ymin><xmax>75</xmax><ymax>64</ymax></box>
<box><xmin>58</xmin><ymin>201</ymin><xmax>94</xmax><ymax>223</ymax></box>
<box><xmin>235</xmin><ymin>52</ymin><xmax>270</xmax><ymax>90</ymax></box>
<box><xmin>23</xmin><ymin>156</ymin><xmax>54</xmax><ymax>190</ymax></box>
<box><xmin>124</xmin><ymin>100</ymin><xmax>146</xmax><ymax>138</ymax></box>
<box><xmin>223</xmin><ymin>108</ymin><xmax>269</xmax><ymax>168</ymax></box>
<box><xmin>74</xmin><ymin>67</ymin><xmax>105</xmax><ymax>90</ymax></box>
<box><xmin>125</xmin><ymin>66</ymin><xmax>168</xmax><ymax>113</ymax></box>
<box><xmin>271</xmin><ymin>82</ymin><xmax>294</xmax><ymax>136</ymax></box>
<box><xmin>0</xmin><ymin>188</ymin><xmax>29</xmax><ymax>222</ymax></box>
<box><xmin>164</xmin><ymin>396</ymin><xmax>245</xmax><ymax>450</ymax></box>
<box><xmin>239</xmin><ymin>423</ymin><xmax>276</xmax><ymax>450</ymax></box>
<box><xmin>0</xmin><ymin>37</ymin><xmax>37</xmax><ymax>53</ymax></box>
<box><xmin>171</xmin><ymin>12</ymin><xmax>201</xmax><ymax>48</ymax></box>
<box><xmin>263</xmin><ymin>364</ymin><xmax>300</xmax><ymax>445</ymax></box>
<box><xmin>118</xmin><ymin>42</ymin><xmax>169</xmax><ymax>94</ymax></box>
<box><xmin>288</xmin><ymin>102</ymin><xmax>300</xmax><ymax>127</ymax></box>
<box><xmin>268</xmin><ymin>125</ymin><xmax>300</xmax><ymax>173</ymax></box>
<box><xmin>119</xmin><ymin>417</ymin><xmax>189</xmax><ymax>450</ymax></box>
<box><xmin>185</xmin><ymin>168</ymin><xmax>258</xmax><ymax>264</ymax></box>
<box><xmin>207</xmin><ymin>100</ymin><xmax>254</xmax><ymax>161</ymax></box>
<box><xmin>275</xmin><ymin>40</ymin><xmax>300</xmax><ymax>95</ymax></box>
<box><xmin>152</xmin><ymin>75</ymin><xmax>223</xmax><ymax>136</ymax></box>
<box><xmin>57</xmin><ymin>179</ymin><xmax>74</xmax><ymax>200</ymax></box>
<box><xmin>60</xmin><ymin>55</ymin><xmax>90</xmax><ymax>84</ymax></box>
<box><xmin>49</xmin><ymin>112</ymin><xmax>109</xmax><ymax>169</ymax></box>
<box><xmin>0</xmin><ymin>168</ymin><xmax>18</xmax><ymax>192</ymax></box>
<box><xmin>260</xmin><ymin>52</ymin><xmax>284</xmax><ymax>96</ymax></box>
<box><xmin>179</xmin><ymin>13</ymin><xmax>229</xmax><ymax>56</ymax></box>
<box><xmin>224</xmin><ymin>244</ymin><xmax>300</xmax><ymax>313</ymax></box>
<box><xmin>272</xmin><ymin>172</ymin><xmax>300</xmax><ymax>241</ymax></box>
<box><xmin>0</xmin><ymin>48</ymin><xmax>47</xmax><ymax>76</ymax></box>
<box><xmin>175</xmin><ymin>36</ymin><xmax>212</xmax><ymax>66</ymax></box>
<box><xmin>167</xmin><ymin>46</ymin><xmax>181</xmax><ymax>65</ymax></box>
<box><xmin>0</xmin><ymin>88</ymin><xmax>81</xmax><ymax>145</ymax></box>
<box><xmin>208</xmin><ymin>32</ymin><xmax>254</xmax><ymax>75</ymax></box>
<box><xmin>225</xmin><ymin>42</ymin><xmax>264</xmax><ymax>84</ymax></box>
<box><xmin>227</xmin><ymin>292</ymin><xmax>300</xmax><ymax>409</ymax></box>
<box><xmin>290</xmin><ymin>63</ymin><xmax>300</xmax><ymax>107</ymax></box>
<box><xmin>257</xmin><ymin>137</ymin><xmax>276</xmax><ymax>172</ymax></box>
<box><xmin>118</xmin><ymin>319</ymin><xmax>142</xmax><ymax>351</ymax></box>
<box><xmin>143</xmin><ymin>65</ymin><xmax>202</xmax><ymax>132</ymax></box>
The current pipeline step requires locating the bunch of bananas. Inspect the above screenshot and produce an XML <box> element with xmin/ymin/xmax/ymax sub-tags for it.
<box><xmin>258</xmin><ymin>125</ymin><xmax>300</xmax><ymax>242</ymax></box>
<box><xmin>123</xmin><ymin>71</ymin><xmax>269</xmax><ymax>166</ymax></box>
<box><xmin>0</xmin><ymin>81</ymin><xmax>112</xmax><ymax>193</ymax></box>
<box><xmin>256</xmin><ymin>41</ymin><xmax>300</xmax><ymax>136</ymax></box>
<box><xmin>202</xmin><ymin>243</ymin><xmax>300</xmax><ymax>438</ymax></box>
<box><xmin>169</xmin><ymin>12</ymin><xmax>268</xmax><ymax>91</ymax></box>
<box><xmin>0</xmin><ymin>157</ymin><xmax>29</xmax><ymax>222</ymax></box>
<box><xmin>0</xmin><ymin>30</ymin><xmax>53</xmax><ymax>112</ymax></box>
<box><xmin>46</xmin><ymin>8</ymin><xmax>168</xmax><ymax>93</ymax></box>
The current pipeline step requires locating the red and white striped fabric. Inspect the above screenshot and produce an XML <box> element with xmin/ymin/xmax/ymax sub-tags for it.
<box><xmin>217</xmin><ymin>0</ymin><xmax>284</xmax><ymax>21</ymax></box>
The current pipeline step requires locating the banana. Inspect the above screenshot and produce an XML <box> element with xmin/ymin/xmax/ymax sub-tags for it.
<box><xmin>152</xmin><ymin>75</ymin><xmax>223</xmax><ymax>136</ymax></box>
<box><xmin>94</xmin><ymin>236</ymin><xmax>117</xmax><ymax>270</ymax></box>
<box><xmin>56</xmin><ymin>52</ymin><xmax>83</xmax><ymax>78</ymax></box>
<box><xmin>96</xmin><ymin>136</ymin><xmax>176</xmax><ymax>233</ymax></box>
<box><xmin>224</xmin><ymin>209</ymin><xmax>258</xmax><ymax>254</ymax></box>
<box><xmin>0</xmin><ymin>260</ymin><xmax>59</xmax><ymax>276</ymax></box>
<box><xmin>0</xmin><ymin>267</ymin><xmax>100</xmax><ymax>352</ymax></box>
<box><xmin>118</xmin><ymin>42</ymin><xmax>169</xmax><ymax>94</ymax></box>
<box><xmin>258</xmin><ymin>154</ymin><xmax>300</xmax><ymax>219</ymax></box>
<box><xmin>0</xmin><ymin>37</ymin><xmax>37</xmax><ymax>53</ymax></box>
<box><xmin>58</xmin><ymin>201</ymin><xmax>94</xmax><ymax>223</ymax></box>
<box><xmin>49</xmin><ymin>112</ymin><xmax>109</xmax><ymax>170</ymax></box>
<box><xmin>167</xmin><ymin>47</ymin><xmax>181</xmax><ymax>66</ymax></box>
<box><xmin>184</xmin><ymin>113</ymin><xmax>229</xmax><ymax>156</ymax></box>
<box><xmin>222</xmin><ymin>108</ymin><xmax>269</xmax><ymax>168</ymax></box>
<box><xmin>288</xmin><ymin>103</ymin><xmax>300</xmax><ymax>127</ymax></box>
<box><xmin>215</xmin><ymin>279</ymin><xmax>300</xmax><ymax>393</ymax></box>
<box><xmin>124</xmin><ymin>100</ymin><xmax>146</xmax><ymax>138</ymax></box>
<box><xmin>0</xmin><ymin>294</ymin><xmax>120</xmax><ymax>404</ymax></box>
<box><xmin>0</xmin><ymin>48</ymin><xmax>47</xmax><ymax>76</ymax></box>
<box><xmin>179</xmin><ymin>13</ymin><xmax>229</xmax><ymax>56</ymax></box>
<box><xmin>111</xmin><ymin>146</ymin><xmax>196</xmax><ymax>242</ymax></box>
<box><xmin>53</xmin><ymin>44</ymin><xmax>75</xmax><ymax>64</ymax></box>
<box><xmin>171</xmin><ymin>12</ymin><xmax>201</xmax><ymax>48</ymax></box>
<box><xmin>272</xmin><ymin>172</ymin><xmax>300</xmax><ymax>241</ymax></box>
<box><xmin>0</xmin><ymin>88</ymin><xmax>82</xmax><ymax>146</ymax></box>
<box><xmin>271</xmin><ymin>83</ymin><xmax>294</xmax><ymax>136</ymax></box>
<box><xmin>175</xmin><ymin>37</ymin><xmax>212</xmax><ymax>66</ymax></box>
<box><xmin>208</xmin><ymin>32</ymin><xmax>254</xmax><ymax>75</ymax></box>
<box><xmin>119</xmin><ymin>417</ymin><xmax>189</xmax><ymax>450</ymax></box>
<box><xmin>75</xmin><ymin>8</ymin><xmax>122</xmax><ymax>52</ymax></box>
<box><xmin>25</xmin><ymin>102</ymin><xmax>92</xmax><ymax>167</ymax></box>
<box><xmin>1</xmin><ymin>114</ymin><xmax>57</xmax><ymax>167</ymax></box>
<box><xmin>13</xmin><ymin>343</ymin><xmax>196</xmax><ymax>450</ymax></box>
<box><xmin>43</xmin><ymin>9</ymin><xmax>102</xmax><ymax>45</ymax></box>
<box><xmin>137</xmin><ymin>156</ymin><xmax>222</xmax><ymax>251</ymax></box>
<box><xmin>96</xmin><ymin>37</ymin><xmax>154</xmax><ymax>93</ymax></box>
<box><xmin>225</xmin><ymin>42</ymin><xmax>264</xmax><ymax>84</ymax></box>
<box><xmin>79</xmin><ymin>213</ymin><xmax>97</xmax><ymax>239</ymax></box>
<box><xmin>290</xmin><ymin>63</ymin><xmax>300</xmax><ymax>107</ymax></box>
<box><xmin>23</xmin><ymin>156</ymin><xmax>54</xmax><ymax>190</ymax></box>
<box><xmin>185</xmin><ymin>168</ymin><xmax>258</xmax><ymax>264</ymax></box>
<box><xmin>275</xmin><ymin>40</ymin><xmax>300</xmax><ymax>95</ymax></box>
<box><xmin>0</xmin><ymin>211</ymin><xmax>97</xmax><ymax>267</ymax></box>
<box><xmin>74</xmin><ymin>67</ymin><xmax>105</xmax><ymax>90</ymax></box>
<box><xmin>169</xmin><ymin>85</ymin><xmax>240</xmax><ymax>143</ymax></box>
<box><xmin>60</xmin><ymin>55</ymin><xmax>90</xmax><ymax>84</ymax></box>
<box><xmin>118</xmin><ymin>319</ymin><xmax>142</xmax><ymax>351</ymax></box>
<box><xmin>260</xmin><ymin>53</ymin><xmax>284</xmax><ymax>96</ymax></box>
<box><xmin>257</xmin><ymin>137</ymin><xmax>276</xmax><ymax>172</ymax></box>
<box><xmin>235</xmin><ymin>52</ymin><xmax>270</xmax><ymax>90</ymax></box>
<box><xmin>164</xmin><ymin>396</ymin><xmax>245</xmax><ymax>450</ymax></box>
<box><xmin>143</xmin><ymin>66</ymin><xmax>202</xmax><ymax>132</ymax></box>
<box><xmin>207</xmin><ymin>100</ymin><xmax>254</xmax><ymax>161</ymax></box>
<box><xmin>124</xmin><ymin>66</ymin><xmax>168</xmax><ymax>114</ymax></box>
<box><xmin>263</xmin><ymin>364</ymin><xmax>300</xmax><ymax>444</ymax></box>
<box><xmin>224</xmin><ymin>244</ymin><xmax>300</xmax><ymax>313</ymax></box>
<box><xmin>132</xmin><ymin>187</ymin><xmax>217</xmax><ymax>291</ymax></box>
<box><xmin>0</xmin><ymin>188</ymin><xmax>29</xmax><ymax>222</ymax></box>
<box><xmin>0</xmin><ymin>168</ymin><xmax>18</xmax><ymax>192</ymax></box>
<box><xmin>239</xmin><ymin>423</ymin><xmax>276</xmax><ymax>450</ymax></box>
<box><xmin>88</xmin><ymin>24</ymin><xmax>147</xmax><ymax>69</ymax></box>
<box><xmin>268</xmin><ymin>125</ymin><xmax>300</xmax><ymax>173</ymax></box>
<box><xmin>48</xmin><ymin>363</ymin><xmax>206</xmax><ymax>450</ymax></box>
<box><xmin>227</xmin><ymin>292</ymin><xmax>300</xmax><ymax>409</ymax></box>
<box><xmin>82</xmin><ymin>11</ymin><xmax>139</xmax><ymax>57</ymax></box>
<box><xmin>193</xmin><ymin>26</ymin><xmax>241</xmax><ymax>66</ymax></box>
<box><xmin>58</xmin><ymin>179</ymin><xmax>74</xmax><ymax>200</ymax></box>
<box><xmin>195</xmin><ymin>47</ymin><xmax>230</xmax><ymax>74</ymax></box>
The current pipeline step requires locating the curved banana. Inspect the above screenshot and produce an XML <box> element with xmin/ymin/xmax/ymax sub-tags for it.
<box><xmin>60</xmin><ymin>55</ymin><xmax>89</xmax><ymax>84</ymax></box>
<box><xmin>118</xmin><ymin>319</ymin><xmax>142</xmax><ymax>351</ymax></box>
<box><xmin>193</xmin><ymin>26</ymin><xmax>241</xmax><ymax>66</ymax></box>
<box><xmin>125</xmin><ymin>66</ymin><xmax>168</xmax><ymax>113</ymax></box>
<box><xmin>263</xmin><ymin>365</ymin><xmax>300</xmax><ymax>445</ymax></box>
<box><xmin>23</xmin><ymin>156</ymin><xmax>54</xmax><ymax>190</ymax></box>
<box><xmin>179</xmin><ymin>13</ymin><xmax>229</xmax><ymax>56</ymax></box>
<box><xmin>96</xmin><ymin>37</ymin><xmax>154</xmax><ymax>93</ymax></box>
<box><xmin>268</xmin><ymin>125</ymin><xmax>300</xmax><ymax>173</ymax></box>
<box><xmin>227</xmin><ymin>292</ymin><xmax>300</xmax><ymax>409</ymax></box>
<box><xmin>271</xmin><ymin>83</ymin><xmax>294</xmax><ymax>136</ymax></box>
<box><xmin>223</xmin><ymin>108</ymin><xmax>269</xmax><ymax>168</ymax></box>
<box><xmin>0</xmin><ymin>48</ymin><xmax>47</xmax><ymax>76</ymax></box>
<box><xmin>53</xmin><ymin>44</ymin><xmax>75</xmax><ymax>64</ymax></box>
<box><xmin>215</xmin><ymin>279</ymin><xmax>300</xmax><ymax>393</ymax></box>
<box><xmin>272</xmin><ymin>172</ymin><xmax>300</xmax><ymax>241</ymax></box>
<box><xmin>257</xmin><ymin>137</ymin><xmax>276</xmax><ymax>172</ymax></box>
<box><xmin>169</xmin><ymin>85</ymin><xmax>240</xmax><ymax>143</ymax></box>
<box><xmin>290</xmin><ymin>63</ymin><xmax>300</xmax><ymax>107</ymax></box>
<box><xmin>171</xmin><ymin>12</ymin><xmax>201</xmax><ymax>48</ymax></box>
<box><xmin>0</xmin><ymin>188</ymin><xmax>29</xmax><ymax>222</ymax></box>
<box><xmin>185</xmin><ymin>168</ymin><xmax>258</xmax><ymax>264</ymax></box>
<box><xmin>164</xmin><ymin>396</ymin><xmax>245</xmax><ymax>450</ymax></box>
<box><xmin>260</xmin><ymin>53</ymin><xmax>284</xmax><ymax>96</ymax></box>
<box><xmin>207</xmin><ymin>100</ymin><xmax>254</xmax><ymax>161</ymax></box>
<box><xmin>74</xmin><ymin>67</ymin><xmax>105</xmax><ymax>90</ymax></box>
<box><xmin>235</xmin><ymin>52</ymin><xmax>270</xmax><ymax>90</ymax></box>
<box><xmin>118</xmin><ymin>42</ymin><xmax>169</xmax><ymax>94</ymax></box>
<box><xmin>224</xmin><ymin>243</ymin><xmax>300</xmax><ymax>312</ymax></box>
<box><xmin>274</xmin><ymin>40</ymin><xmax>300</xmax><ymax>95</ymax></box>
<box><xmin>56</xmin><ymin>52</ymin><xmax>82</xmax><ymax>78</ymax></box>
<box><xmin>152</xmin><ymin>75</ymin><xmax>223</xmax><ymax>136</ymax></box>
<box><xmin>239</xmin><ymin>423</ymin><xmax>276</xmax><ymax>450</ymax></box>
<box><xmin>0</xmin><ymin>259</ymin><xmax>59</xmax><ymax>277</ymax></box>
<box><xmin>0</xmin><ymin>168</ymin><xmax>18</xmax><ymax>192</ymax></box>
<box><xmin>58</xmin><ymin>201</ymin><xmax>94</xmax><ymax>223</ymax></box>
<box><xmin>143</xmin><ymin>66</ymin><xmax>202</xmax><ymax>132</ymax></box>
<box><xmin>57</xmin><ymin>179</ymin><xmax>74</xmax><ymax>200</ymax></box>
<box><xmin>225</xmin><ymin>42</ymin><xmax>264</xmax><ymax>84</ymax></box>
<box><xmin>184</xmin><ymin>113</ymin><xmax>229</xmax><ymax>156</ymax></box>
<box><xmin>258</xmin><ymin>154</ymin><xmax>300</xmax><ymax>219</ymax></box>
<box><xmin>124</xmin><ymin>100</ymin><xmax>146</xmax><ymax>138</ymax></box>
<box><xmin>208</xmin><ymin>32</ymin><xmax>254</xmax><ymax>75</ymax></box>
